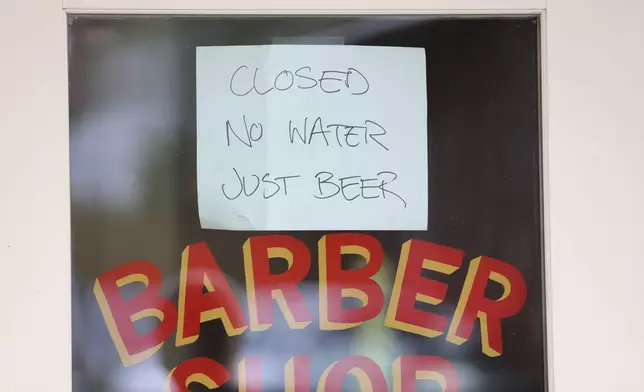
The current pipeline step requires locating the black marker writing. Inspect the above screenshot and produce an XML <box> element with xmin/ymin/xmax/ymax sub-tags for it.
<box><xmin>346</xmin><ymin>68</ymin><xmax>369</xmax><ymax>95</ymax></box>
<box><xmin>288</xmin><ymin>117</ymin><xmax>388</xmax><ymax>150</ymax></box>
<box><xmin>313</xmin><ymin>171</ymin><xmax>406</xmax><ymax>208</ymax></box>
<box><xmin>229</xmin><ymin>65</ymin><xmax>369</xmax><ymax>96</ymax></box>
<box><xmin>225</xmin><ymin>115</ymin><xmax>263</xmax><ymax>147</ymax></box>
<box><xmin>319</xmin><ymin>71</ymin><xmax>346</xmax><ymax>93</ymax></box>
<box><xmin>229</xmin><ymin>65</ymin><xmax>253</xmax><ymax>96</ymax></box>
<box><xmin>364</xmin><ymin>120</ymin><xmax>388</xmax><ymax>151</ymax></box>
<box><xmin>295</xmin><ymin>66</ymin><xmax>317</xmax><ymax>89</ymax></box>
<box><xmin>274</xmin><ymin>70</ymin><xmax>294</xmax><ymax>91</ymax></box>
<box><xmin>222</xmin><ymin>168</ymin><xmax>301</xmax><ymax>200</ymax></box>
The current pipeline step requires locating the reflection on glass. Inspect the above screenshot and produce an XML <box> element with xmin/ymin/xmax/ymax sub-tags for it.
<box><xmin>70</xmin><ymin>15</ymin><xmax>544</xmax><ymax>392</ymax></box>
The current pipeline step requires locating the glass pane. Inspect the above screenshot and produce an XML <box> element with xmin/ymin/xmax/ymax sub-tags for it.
<box><xmin>69</xmin><ymin>15</ymin><xmax>545</xmax><ymax>392</ymax></box>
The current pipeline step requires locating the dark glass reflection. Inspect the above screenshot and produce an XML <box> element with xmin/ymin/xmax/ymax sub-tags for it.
<box><xmin>69</xmin><ymin>15</ymin><xmax>544</xmax><ymax>392</ymax></box>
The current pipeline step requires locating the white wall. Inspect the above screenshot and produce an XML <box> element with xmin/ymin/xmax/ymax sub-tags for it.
<box><xmin>1</xmin><ymin>0</ymin><xmax>642</xmax><ymax>391</ymax></box>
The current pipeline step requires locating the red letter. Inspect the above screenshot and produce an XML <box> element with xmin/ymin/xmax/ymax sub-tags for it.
<box><xmin>393</xmin><ymin>355</ymin><xmax>460</xmax><ymax>392</ymax></box>
<box><xmin>318</xmin><ymin>356</ymin><xmax>387</xmax><ymax>392</ymax></box>
<box><xmin>94</xmin><ymin>260</ymin><xmax>177</xmax><ymax>367</ymax></box>
<box><xmin>385</xmin><ymin>240</ymin><xmax>463</xmax><ymax>338</ymax></box>
<box><xmin>166</xmin><ymin>357</ymin><xmax>230</xmax><ymax>392</ymax></box>
<box><xmin>237</xmin><ymin>356</ymin><xmax>311</xmax><ymax>392</ymax></box>
<box><xmin>238</xmin><ymin>357</ymin><xmax>262</xmax><ymax>392</ymax></box>
<box><xmin>319</xmin><ymin>233</ymin><xmax>385</xmax><ymax>330</ymax></box>
<box><xmin>286</xmin><ymin>356</ymin><xmax>311</xmax><ymax>392</ymax></box>
<box><xmin>446</xmin><ymin>256</ymin><xmax>527</xmax><ymax>357</ymax></box>
<box><xmin>243</xmin><ymin>235</ymin><xmax>312</xmax><ymax>331</ymax></box>
<box><xmin>176</xmin><ymin>242</ymin><xmax>248</xmax><ymax>347</ymax></box>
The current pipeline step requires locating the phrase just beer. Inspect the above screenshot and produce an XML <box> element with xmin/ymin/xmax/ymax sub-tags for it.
<box><xmin>94</xmin><ymin>234</ymin><xmax>527</xmax><ymax>392</ymax></box>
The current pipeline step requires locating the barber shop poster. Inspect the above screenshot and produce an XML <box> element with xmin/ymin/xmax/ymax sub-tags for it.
<box><xmin>69</xmin><ymin>15</ymin><xmax>545</xmax><ymax>392</ymax></box>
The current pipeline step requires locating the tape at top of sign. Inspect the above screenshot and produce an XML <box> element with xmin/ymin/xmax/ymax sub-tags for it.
<box><xmin>196</xmin><ymin>44</ymin><xmax>427</xmax><ymax>231</ymax></box>
<box><xmin>271</xmin><ymin>37</ymin><xmax>345</xmax><ymax>45</ymax></box>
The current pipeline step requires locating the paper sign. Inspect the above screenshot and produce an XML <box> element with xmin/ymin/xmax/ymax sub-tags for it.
<box><xmin>196</xmin><ymin>45</ymin><xmax>427</xmax><ymax>231</ymax></box>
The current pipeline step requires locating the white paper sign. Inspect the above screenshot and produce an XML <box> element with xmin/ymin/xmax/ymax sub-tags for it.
<box><xmin>196</xmin><ymin>45</ymin><xmax>427</xmax><ymax>231</ymax></box>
